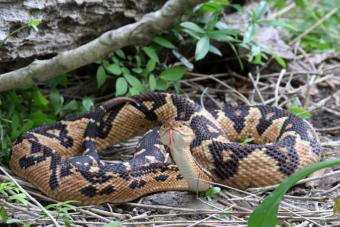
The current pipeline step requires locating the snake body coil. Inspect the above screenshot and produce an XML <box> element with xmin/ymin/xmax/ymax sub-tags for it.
<box><xmin>10</xmin><ymin>93</ymin><xmax>320</xmax><ymax>205</ymax></box>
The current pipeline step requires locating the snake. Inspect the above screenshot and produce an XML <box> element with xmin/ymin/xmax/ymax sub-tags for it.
<box><xmin>9</xmin><ymin>93</ymin><xmax>321</xmax><ymax>205</ymax></box>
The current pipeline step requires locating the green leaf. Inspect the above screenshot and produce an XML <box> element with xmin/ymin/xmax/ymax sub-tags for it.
<box><xmin>153</xmin><ymin>36</ymin><xmax>176</xmax><ymax>49</ymax></box>
<box><xmin>156</xmin><ymin>79</ymin><xmax>169</xmax><ymax>91</ymax></box>
<box><xmin>105</xmin><ymin>64</ymin><xmax>121</xmax><ymax>75</ymax></box>
<box><xmin>209</xmin><ymin>45</ymin><xmax>223</xmax><ymax>56</ymax></box>
<box><xmin>149</xmin><ymin>74</ymin><xmax>157</xmax><ymax>91</ymax></box>
<box><xmin>272</xmin><ymin>53</ymin><xmax>286</xmax><ymax>68</ymax></box>
<box><xmin>96</xmin><ymin>65</ymin><xmax>107</xmax><ymax>88</ymax></box>
<box><xmin>0</xmin><ymin>207</ymin><xmax>7</xmax><ymax>223</ymax></box>
<box><xmin>29</xmin><ymin>111</ymin><xmax>54</xmax><ymax>126</ymax></box>
<box><xmin>115</xmin><ymin>77</ymin><xmax>128</xmax><ymax>96</ymax></box>
<box><xmin>160</xmin><ymin>66</ymin><xmax>186</xmax><ymax>81</ymax></box>
<box><xmin>115</xmin><ymin>49</ymin><xmax>126</xmax><ymax>59</ymax></box>
<box><xmin>22</xmin><ymin>120</ymin><xmax>34</xmax><ymax>134</ymax></box>
<box><xmin>9</xmin><ymin>193</ymin><xmax>28</xmax><ymax>205</ymax></box>
<box><xmin>142</xmin><ymin>47</ymin><xmax>159</xmax><ymax>63</ymax></box>
<box><xmin>146</xmin><ymin>58</ymin><xmax>156</xmax><ymax>73</ymax></box>
<box><xmin>180</xmin><ymin>22</ymin><xmax>206</xmax><ymax>34</ymax></box>
<box><xmin>82</xmin><ymin>97</ymin><xmax>94</xmax><ymax>112</ymax></box>
<box><xmin>62</xmin><ymin>100</ymin><xmax>80</xmax><ymax>112</ymax></box>
<box><xmin>49</xmin><ymin>89</ymin><xmax>64</xmax><ymax>114</ymax></box>
<box><xmin>288</xmin><ymin>98</ymin><xmax>312</xmax><ymax>120</ymax></box>
<box><xmin>243</xmin><ymin>24</ymin><xmax>256</xmax><ymax>44</ymax></box>
<box><xmin>181</xmin><ymin>28</ymin><xmax>201</xmax><ymax>39</ymax></box>
<box><xmin>103</xmin><ymin>221</ymin><xmax>121</xmax><ymax>227</ymax></box>
<box><xmin>254</xmin><ymin>1</ymin><xmax>269</xmax><ymax>19</ymax></box>
<box><xmin>27</xmin><ymin>18</ymin><xmax>40</xmax><ymax>27</ymax></box>
<box><xmin>124</xmin><ymin>74</ymin><xmax>143</xmax><ymax>92</ymax></box>
<box><xmin>249</xmin><ymin>159</ymin><xmax>340</xmax><ymax>227</ymax></box>
<box><xmin>33</xmin><ymin>89</ymin><xmax>49</xmax><ymax>106</ymax></box>
<box><xmin>132</xmin><ymin>67</ymin><xmax>143</xmax><ymax>74</ymax></box>
<box><xmin>195</xmin><ymin>36</ymin><xmax>210</xmax><ymax>61</ymax></box>
<box><xmin>242</xmin><ymin>137</ymin><xmax>254</xmax><ymax>144</ymax></box>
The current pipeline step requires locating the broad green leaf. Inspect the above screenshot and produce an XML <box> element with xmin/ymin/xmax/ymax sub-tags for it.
<box><xmin>181</xmin><ymin>28</ymin><xmax>201</xmax><ymax>39</ymax></box>
<box><xmin>153</xmin><ymin>36</ymin><xmax>176</xmax><ymax>49</ymax></box>
<box><xmin>115</xmin><ymin>49</ymin><xmax>126</xmax><ymax>59</ymax></box>
<box><xmin>195</xmin><ymin>36</ymin><xmax>210</xmax><ymax>61</ymax></box>
<box><xmin>29</xmin><ymin>111</ymin><xmax>54</xmax><ymax>126</ymax></box>
<box><xmin>142</xmin><ymin>47</ymin><xmax>159</xmax><ymax>63</ymax></box>
<box><xmin>115</xmin><ymin>77</ymin><xmax>128</xmax><ymax>96</ymax></box>
<box><xmin>22</xmin><ymin>120</ymin><xmax>34</xmax><ymax>133</ymax></box>
<box><xmin>132</xmin><ymin>67</ymin><xmax>143</xmax><ymax>74</ymax></box>
<box><xmin>288</xmin><ymin>106</ymin><xmax>312</xmax><ymax>120</ymax></box>
<box><xmin>105</xmin><ymin>64</ymin><xmax>121</xmax><ymax>75</ymax></box>
<box><xmin>149</xmin><ymin>74</ymin><xmax>157</xmax><ymax>91</ymax></box>
<box><xmin>146</xmin><ymin>59</ymin><xmax>156</xmax><ymax>73</ymax></box>
<box><xmin>124</xmin><ymin>74</ymin><xmax>143</xmax><ymax>92</ymax></box>
<box><xmin>96</xmin><ymin>65</ymin><xmax>106</xmax><ymax>88</ymax></box>
<box><xmin>82</xmin><ymin>97</ymin><xmax>94</xmax><ymax>112</ymax></box>
<box><xmin>62</xmin><ymin>100</ymin><xmax>79</xmax><ymax>112</ymax></box>
<box><xmin>288</xmin><ymin>98</ymin><xmax>312</xmax><ymax>120</ymax></box>
<box><xmin>215</xmin><ymin>22</ymin><xmax>240</xmax><ymax>34</ymax></box>
<box><xmin>55</xmin><ymin>75</ymin><xmax>68</xmax><ymax>87</ymax></box>
<box><xmin>209</xmin><ymin>45</ymin><xmax>223</xmax><ymax>56</ymax></box>
<box><xmin>160</xmin><ymin>66</ymin><xmax>186</xmax><ymax>81</ymax></box>
<box><xmin>180</xmin><ymin>22</ymin><xmax>206</xmax><ymax>34</ymax></box>
<box><xmin>248</xmin><ymin>159</ymin><xmax>340</xmax><ymax>227</ymax></box>
<box><xmin>49</xmin><ymin>89</ymin><xmax>64</xmax><ymax>114</ymax></box>
<box><xmin>156</xmin><ymin>79</ymin><xmax>169</xmax><ymax>91</ymax></box>
<box><xmin>121</xmin><ymin>67</ymin><xmax>131</xmax><ymax>76</ymax></box>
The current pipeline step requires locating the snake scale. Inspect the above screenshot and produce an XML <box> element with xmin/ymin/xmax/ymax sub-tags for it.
<box><xmin>10</xmin><ymin>93</ymin><xmax>320</xmax><ymax>205</ymax></box>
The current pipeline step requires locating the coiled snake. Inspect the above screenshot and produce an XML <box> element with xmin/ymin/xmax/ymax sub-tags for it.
<box><xmin>10</xmin><ymin>93</ymin><xmax>320</xmax><ymax>205</ymax></box>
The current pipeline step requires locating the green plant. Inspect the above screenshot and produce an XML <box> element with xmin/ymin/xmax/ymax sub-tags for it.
<box><xmin>45</xmin><ymin>200</ymin><xmax>77</xmax><ymax>227</ymax></box>
<box><xmin>0</xmin><ymin>18</ymin><xmax>40</xmax><ymax>47</ymax></box>
<box><xmin>0</xmin><ymin>206</ymin><xmax>30</xmax><ymax>226</ymax></box>
<box><xmin>0</xmin><ymin>77</ymin><xmax>94</xmax><ymax>165</ymax></box>
<box><xmin>248</xmin><ymin>159</ymin><xmax>340</xmax><ymax>227</ymax></box>
<box><xmin>270</xmin><ymin>0</ymin><xmax>340</xmax><ymax>52</ymax></box>
<box><xmin>0</xmin><ymin>181</ymin><xmax>28</xmax><ymax>205</ymax></box>
<box><xmin>96</xmin><ymin>44</ymin><xmax>186</xmax><ymax>96</ymax></box>
<box><xmin>177</xmin><ymin>0</ymin><xmax>287</xmax><ymax>67</ymax></box>
<box><xmin>287</xmin><ymin>98</ymin><xmax>312</xmax><ymax>120</ymax></box>
<box><xmin>200</xmin><ymin>186</ymin><xmax>221</xmax><ymax>201</ymax></box>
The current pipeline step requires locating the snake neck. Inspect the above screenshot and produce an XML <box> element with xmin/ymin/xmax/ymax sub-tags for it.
<box><xmin>169</xmin><ymin>140</ymin><xmax>211</xmax><ymax>192</ymax></box>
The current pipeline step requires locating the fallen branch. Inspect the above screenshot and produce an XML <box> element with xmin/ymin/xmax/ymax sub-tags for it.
<box><xmin>0</xmin><ymin>0</ymin><xmax>205</xmax><ymax>92</ymax></box>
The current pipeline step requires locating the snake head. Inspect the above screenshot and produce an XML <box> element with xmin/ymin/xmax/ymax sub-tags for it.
<box><xmin>159</xmin><ymin>121</ymin><xmax>194</xmax><ymax>148</ymax></box>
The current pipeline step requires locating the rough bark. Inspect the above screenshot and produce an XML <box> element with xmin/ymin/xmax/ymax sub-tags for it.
<box><xmin>0</xmin><ymin>0</ymin><xmax>167</xmax><ymax>72</ymax></box>
<box><xmin>0</xmin><ymin>0</ymin><xmax>205</xmax><ymax>92</ymax></box>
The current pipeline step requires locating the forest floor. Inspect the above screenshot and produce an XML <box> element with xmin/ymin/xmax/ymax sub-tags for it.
<box><xmin>0</xmin><ymin>1</ymin><xmax>340</xmax><ymax>226</ymax></box>
<box><xmin>1</xmin><ymin>49</ymin><xmax>339</xmax><ymax>227</ymax></box>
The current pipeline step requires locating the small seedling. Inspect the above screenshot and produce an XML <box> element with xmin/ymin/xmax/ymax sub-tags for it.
<box><xmin>200</xmin><ymin>186</ymin><xmax>221</xmax><ymax>201</ymax></box>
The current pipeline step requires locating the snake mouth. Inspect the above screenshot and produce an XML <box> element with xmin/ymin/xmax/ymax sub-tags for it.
<box><xmin>160</xmin><ymin>121</ymin><xmax>190</xmax><ymax>146</ymax></box>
